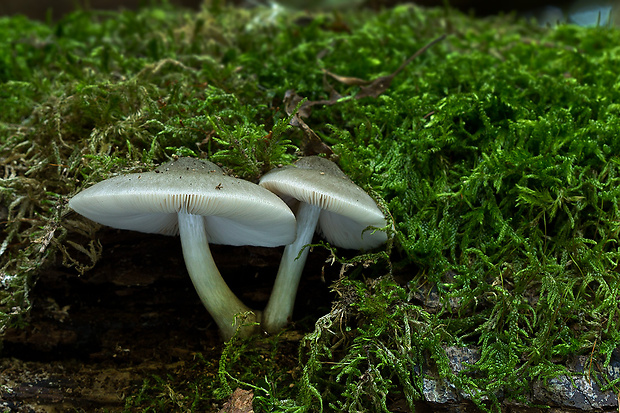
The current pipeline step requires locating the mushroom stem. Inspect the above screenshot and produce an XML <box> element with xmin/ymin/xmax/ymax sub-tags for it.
<box><xmin>262</xmin><ymin>202</ymin><xmax>322</xmax><ymax>333</ymax></box>
<box><xmin>178</xmin><ymin>211</ymin><xmax>259</xmax><ymax>340</ymax></box>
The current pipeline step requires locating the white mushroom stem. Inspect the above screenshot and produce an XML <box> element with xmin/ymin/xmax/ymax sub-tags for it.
<box><xmin>262</xmin><ymin>202</ymin><xmax>322</xmax><ymax>333</ymax></box>
<box><xmin>178</xmin><ymin>211</ymin><xmax>259</xmax><ymax>340</ymax></box>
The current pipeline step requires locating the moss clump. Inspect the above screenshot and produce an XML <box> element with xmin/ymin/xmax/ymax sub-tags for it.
<box><xmin>2</xmin><ymin>1</ymin><xmax>620</xmax><ymax>411</ymax></box>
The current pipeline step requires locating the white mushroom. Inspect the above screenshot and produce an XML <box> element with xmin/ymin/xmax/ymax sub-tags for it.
<box><xmin>259</xmin><ymin>156</ymin><xmax>388</xmax><ymax>333</ymax></box>
<box><xmin>69</xmin><ymin>157</ymin><xmax>297</xmax><ymax>340</ymax></box>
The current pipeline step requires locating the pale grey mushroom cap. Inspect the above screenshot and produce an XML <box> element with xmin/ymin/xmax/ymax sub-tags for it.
<box><xmin>69</xmin><ymin>157</ymin><xmax>296</xmax><ymax>247</ymax></box>
<box><xmin>259</xmin><ymin>156</ymin><xmax>388</xmax><ymax>250</ymax></box>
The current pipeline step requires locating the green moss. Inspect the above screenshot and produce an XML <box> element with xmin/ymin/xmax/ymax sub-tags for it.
<box><xmin>2</xmin><ymin>1</ymin><xmax>620</xmax><ymax>411</ymax></box>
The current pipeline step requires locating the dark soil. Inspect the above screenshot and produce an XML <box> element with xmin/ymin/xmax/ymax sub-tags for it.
<box><xmin>0</xmin><ymin>228</ymin><xmax>335</xmax><ymax>412</ymax></box>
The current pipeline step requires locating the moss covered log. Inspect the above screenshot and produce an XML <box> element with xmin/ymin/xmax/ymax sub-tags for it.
<box><xmin>2</xmin><ymin>2</ymin><xmax>620</xmax><ymax>411</ymax></box>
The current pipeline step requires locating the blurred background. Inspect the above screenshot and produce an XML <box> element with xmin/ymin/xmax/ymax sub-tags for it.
<box><xmin>0</xmin><ymin>0</ymin><xmax>618</xmax><ymax>26</ymax></box>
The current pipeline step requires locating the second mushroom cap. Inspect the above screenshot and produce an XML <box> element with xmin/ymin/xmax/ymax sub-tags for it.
<box><xmin>259</xmin><ymin>156</ymin><xmax>388</xmax><ymax>249</ymax></box>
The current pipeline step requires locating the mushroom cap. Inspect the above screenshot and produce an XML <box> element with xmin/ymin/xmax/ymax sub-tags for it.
<box><xmin>69</xmin><ymin>157</ymin><xmax>296</xmax><ymax>247</ymax></box>
<box><xmin>259</xmin><ymin>156</ymin><xmax>388</xmax><ymax>250</ymax></box>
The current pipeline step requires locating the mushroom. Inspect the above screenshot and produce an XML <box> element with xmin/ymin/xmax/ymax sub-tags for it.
<box><xmin>258</xmin><ymin>156</ymin><xmax>388</xmax><ymax>333</ymax></box>
<box><xmin>68</xmin><ymin>157</ymin><xmax>297</xmax><ymax>340</ymax></box>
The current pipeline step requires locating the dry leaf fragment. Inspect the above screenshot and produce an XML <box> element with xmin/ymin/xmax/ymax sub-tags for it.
<box><xmin>283</xmin><ymin>90</ymin><xmax>334</xmax><ymax>157</ymax></box>
<box><xmin>218</xmin><ymin>388</ymin><xmax>254</xmax><ymax>413</ymax></box>
<box><xmin>325</xmin><ymin>34</ymin><xmax>447</xmax><ymax>99</ymax></box>
<box><xmin>284</xmin><ymin>89</ymin><xmax>313</xmax><ymax>121</ymax></box>
<box><xmin>322</xmin><ymin>68</ymin><xmax>370</xmax><ymax>86</ymax></box>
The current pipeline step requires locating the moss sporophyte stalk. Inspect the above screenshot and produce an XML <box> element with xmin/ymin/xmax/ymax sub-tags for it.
<box><xmin>2</xmin><ymin>1</ymin><xmax>620</xmax><ymax>411</ymax></box>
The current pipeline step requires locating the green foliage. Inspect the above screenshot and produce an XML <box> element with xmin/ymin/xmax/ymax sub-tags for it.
<box><xmin>207</xmin><ymin>94</ymin><xmax>299</xmax><ymax>179</ymax></box>
<box><xmin>3</xmin><ymin>1</ymin><xmax>620</xmax><ymax>412</ymax></box>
